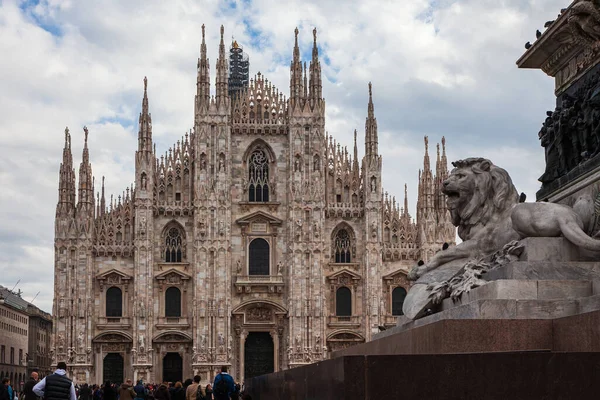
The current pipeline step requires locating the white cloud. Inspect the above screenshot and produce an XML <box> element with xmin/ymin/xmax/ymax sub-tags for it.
<box><xmin>0</xmin><ymin>0</ymin><xmax>566</xmax><ymax>312</ymax></box>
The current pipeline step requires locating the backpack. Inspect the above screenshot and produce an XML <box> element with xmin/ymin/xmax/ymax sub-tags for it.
<box><xmin>195</xmin><ymin>385</ymin><xmax>206</xmax><ymax>400</ymax></box>
<box><xmin>213</xmin><ymin>375</ymin><xmax>228</xmax><ymax>396</ymax></box>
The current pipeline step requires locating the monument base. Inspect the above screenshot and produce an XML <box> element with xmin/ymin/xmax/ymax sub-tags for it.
<box><xmin>243</xmin><ymin>352</ymin><xmax>600</xmax><ymax>399</ymax></box>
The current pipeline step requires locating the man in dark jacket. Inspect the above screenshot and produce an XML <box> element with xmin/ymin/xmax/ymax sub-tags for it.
<box><xmin>212</xmin><ymin>367</ymin><xmax>234</xmax><ymax>400</ymax></box>
<box><xmin>118</xmin><ymin>380</ymin><xmax>135</xmax><ymax>400</ymax></box>
<box><xmin>22</xmin><ymin>372</ymin><xmax>39</xmax><ymax>400</ymax></box>
<box><xmin>33</xmin><ymin>362</ymin><xmax>77</xmax><ymax>400</ymax></box>
<box><xmin>78</xmin><ymin>384</ymin><xmax>91</xmax><ymax>400</ymax></box>
<box><xmin>0</xmin><ymin>378</ymin><xmax>11</xmax><ymax>400</ymax></box>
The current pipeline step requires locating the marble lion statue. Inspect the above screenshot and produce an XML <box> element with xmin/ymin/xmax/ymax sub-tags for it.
<box><xmin>408</xmin><ymin>157</ymin><xmax>600</xmax><ymax>281</ymax></box>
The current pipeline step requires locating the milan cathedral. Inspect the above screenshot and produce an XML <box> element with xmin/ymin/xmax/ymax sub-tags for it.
<box><xmin>52</xmin><ymin>25</ymin><xmax>454</xmax><ymax>385</ymax></box>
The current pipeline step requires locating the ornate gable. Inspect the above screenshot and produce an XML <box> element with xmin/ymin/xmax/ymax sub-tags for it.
<box><xmin>155</xmin><ymin>268</ymin><xmax>191</xmax><ymax>286</ymax></box>
<box><xmin>235</xmin><ymin>211</ymin><xmax>283</xmax><ymax>226</ymax></box>
<box><xmin>326</xmin><ymin>269</ymin><xmax>361</xmax><ymax>286</ymax></box>
<box><xmin>96</xmin><ymin>269</ymin><xmax>132</xmax><ymax>291</ymax></box>
<box><xmin>236</xmin><ymin>211</ymin><xmax>282</xmax><ymax>235</ymax></box>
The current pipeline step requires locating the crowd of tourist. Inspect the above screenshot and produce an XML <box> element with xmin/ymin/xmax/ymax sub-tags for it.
<box><xmin>0</xmin><ymin>364</ymin><xmax>251</xmax><ymax>400</ymax></box>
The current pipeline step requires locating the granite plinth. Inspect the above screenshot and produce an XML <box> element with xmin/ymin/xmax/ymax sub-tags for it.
<box><xmin>244</xmin><ymin>352</ymin><xmax>600</xmax><ymax>400</ymax></box>
<box><xmin>335</xmin><ymin>310</ymin><xmax>600</xmax><ymax>359</ymax></box>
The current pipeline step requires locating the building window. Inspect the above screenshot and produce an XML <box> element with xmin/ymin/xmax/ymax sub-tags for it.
<box><xmin>1</xmin><ymin>345</ymin><xmax>5</xmax><ymax>363</ymax></box>
<box><xmin>392</xmin><ymin>287</ymin><xmax>407</xmax><ymax>316</ymax></box>
<box><xmin>248</xmin><ymin>149</ymin><xmax>269</xmax><ymax>202</ymax></box>
<box><xmin>165</xmin><ymin>227</ymin><xmax>183</xmax><ymax>262</ymax></box>
<box><xmin>18</xmin><ymin>349</ymin><xmax>22</xmax><ymax>366</ymax></box>
<box><xmin>165</xmin><ymin>287</ymin><xmax>181</xmax><ymax>317</ymax></box>
<box><xmin>249</xmin><ymin>238</ymin><xmax>269</xmax><ymax>275</ymax></box>
<box><xmin>336</xmin><ymin>287</ymin><xmax>352</xmax><ymax>316</ymax></box>
<box><xmin>106</xmin><ymin>287</ymin><xmax>123</xmax><ymax>317</ymax></box>
<box><xmin>334</xmin><ymin>229</ymin><xmax>352</xmax><ymax>263</ymax></box>
<box><xmin>10</xmin><ymin>347</ymin><xmax>14</xmax><ymax>365</ymax></box>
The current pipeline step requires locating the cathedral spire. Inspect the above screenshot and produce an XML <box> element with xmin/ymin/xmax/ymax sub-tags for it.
<box><xmin>100</xmin><ymin>176</ymin><xmax>106</xmax><ymax>216</ymax></box>
<box><xmin>138</xmin><ymin>77</ymin><xmax>153</xmax><ymax>154</ymax></box>
<box><xmin>196</xmin><ymin>24</ymin><xmax>211</xmax><ymax>111</ymax></box>
<box><xmin>309</xmin><ymin>27</ymin><xmax>322</xmax><ymax>105</ymax></box>
<box><xmin>56</xmin><ymin>127</ymin><xmax>76</xmax><ymax>218</ymax></box>
<box><xmin>293</xmin><ymin>27</ymin><xmax>300</xmax><ymax>64</ymax></box>
<box><xmin>303</xmin><ymin>62</ymin><xmax>308</xmax><ymax>99</ymax></box>
<box><xmin>365</xmin><ymin>82</ymin><xmax>379</xmax><ymax>162</ymax></box>
<box><xmin>423</xmin><ymin>136</ymin><xmax>430</xmax><ymax>171</ymax></box>
<box><xmin>77</xmin><ymin>126</ymin><xmax>94</xmax><ymax>216</ymax></box>
<box><xmin>441</xmin><ymin>136</ymin><xmax>448</xmax><ymax>175</ymax></box>
<box><xmin>290</xmin><ymin>27</ymin><xmax>303</xmax><ymax>103</ymax></box>
<box><xmin>404</xmin><ymin>183</ymin><xmax>409</xmax><ymax>218</ymax></box>
<box><xmin>216</xmin><ymin>25</ymin><xmax>228</xmax><ymax>102</ymax></box>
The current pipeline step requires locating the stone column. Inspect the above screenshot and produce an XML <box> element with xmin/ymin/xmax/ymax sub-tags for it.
<box><xmin>270</xmin><ymin>330</ymin><xmax>279</xmax><ymax>371</ymax></box>
<box><xmin>239</xmin><ymin>330</ymin><xmax>247</xmax><ymax>383</ymax></box>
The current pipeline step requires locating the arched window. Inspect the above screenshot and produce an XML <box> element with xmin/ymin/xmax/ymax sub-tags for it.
<box><xmin>336</xmin><ymin>287</ymin><xmax>352</xmax><ymax>316</ymax></box>
<box><xmin>248</xmin><ymin>149</ymin><xmax>269</xmax><ymax>202</ymax></box>
<box><xmin>334</xmin><ymin>229</ymin><xmax>352</xmax><ymax>263</ymax></box>
<box><xmin>165</xmin><ymin>287</ymin><xmax>181</xmax><ymax>317</ymax></box>
<box><xmin>165</xmin><ymin>227</ymin><xmax>183</xmax><ymax>262</ymax></box>
<box><xmin>106</xmin><ymin>287</ymin><xmax>122</xmax><ymax>317</ymax></box>
<box><xmin>392</xmin><ymin>287</ymin><xmax>407</xmax><ymax>316</ymax></box>
<box><xmin>249</xmin><ymin>238</ymin><xmax>269</xmax><ymax>275</ymax></box>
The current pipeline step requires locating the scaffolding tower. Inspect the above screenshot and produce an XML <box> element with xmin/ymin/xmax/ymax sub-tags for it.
<box><xmin>228</xmin><ymin>40</ymin><xmax>250</xmax><ymax>97</ymax></box>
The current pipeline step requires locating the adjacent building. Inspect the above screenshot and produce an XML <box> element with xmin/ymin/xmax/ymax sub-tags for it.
<box><xmin>0</xmin><ymin>286</ymin><xmax>52</xmax><ymax>391</ymax></box>
<box><xmin>52</xmin><ymin>26</ymin><xmax>454</xmax><ymax>385</ymax></box>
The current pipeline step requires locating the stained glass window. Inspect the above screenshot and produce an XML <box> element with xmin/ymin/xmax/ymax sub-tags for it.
<box><xmin>249</xmin><ymin>149</ymin><xmax>269</xmax><ymax>202</ymax></box>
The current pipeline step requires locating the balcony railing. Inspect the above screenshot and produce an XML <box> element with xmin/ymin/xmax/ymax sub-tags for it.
<box><xmin>156</xmin><ymin>317</ymin><xmax>190</xmax><ymax>329</ymax></box>
<box><xmin>327</xmin><ymin>315</ymin><xmax>361</xmax><ymax>327</ymax></box>
<box><xmin>96</xmin><ymin>317</ymin><xmax>131</xmax><ymax>329</ymax></box>
<box><xmin>235</xmin><ymin>275</ymin><xmax>284</xmax><ymax>284</ymax></box>
<box><xmin>234</xmin><ymin>275</ymin><xmax>284</xmax><ymax>294</ymax></box>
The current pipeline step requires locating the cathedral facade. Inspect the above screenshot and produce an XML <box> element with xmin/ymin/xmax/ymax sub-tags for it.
<box><xmin>52</xmin><ymin>26</ymin><xmax>454</xmax><ymax>385</ymax></box>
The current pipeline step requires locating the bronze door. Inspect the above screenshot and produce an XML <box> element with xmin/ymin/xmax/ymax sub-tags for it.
<box><xmin>244</xmin><ymin>332</ymin><xmax>274</xmax><ymax>379</ymax></box>
<box><xmin>163</xmin><ymin>352</ymin><xmax>183</xmax><ymax>383</ymax></box>
<box><xmin>103</xmin><ymin>353</ymin><xmax>124</xmax><ymax>384</ymax></box>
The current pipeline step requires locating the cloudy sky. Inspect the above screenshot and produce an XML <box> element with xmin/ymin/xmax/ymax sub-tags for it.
<box><xmin>0</xmin><ymin>0</ymin><xmax>565</xmax><ymax>313</ymax></box>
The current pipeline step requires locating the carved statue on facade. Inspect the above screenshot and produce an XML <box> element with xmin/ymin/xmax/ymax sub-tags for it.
<box><xmin>406</xmin><ymin>157</ymin><xmax>600</xmax><ymax>319</ymax></box>
<box><xmin>138</xmin><ymin>334</ymin><xmax>145</xmax><ymax>352</ymax></box>
<box><xmin>138</xmin><ymin>300</ymin><xmax>146</xmax><ymax>319</ymax></box>
<box><xmin>538</xmin><ymin>68</ymin><xmax>600</xmax><ymax>186</ymax></box>
<box><xmin>77</xmin><ymin>331</ymin><xmax>84</xmax><ymax>350</ymax></box>
<box><xmin>295</xmin><ymin>334</ymin><xmax>301</xmax><ymax>352</ymax></box>
<box><xmin>58</xmin><ymin>333</ymin><xmax>65</xmax><ymax>352</ymax></box>
<box><xmin>277</xmin><ymin>261</ymin><xmax>283</xmax><ymax>275</ymax></box>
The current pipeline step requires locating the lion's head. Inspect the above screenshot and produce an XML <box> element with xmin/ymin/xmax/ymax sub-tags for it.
<box><xmin>442</xmin><ymin>158</ymin><xmax>519</xmax><ymax>240</ymax></box>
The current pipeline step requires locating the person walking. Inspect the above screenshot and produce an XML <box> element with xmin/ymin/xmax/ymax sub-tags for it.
<box><xmin>118</xmin><ymin>380</ymin><xmax>135</xmax><ymax>400</ymax></box>
<box><xmin>204</xmin><ymin>384</ymin><xmax>212</xmax><ymax>400</ymax></box>
<box><xmin>0</xmin><ymin>378</ymin><xmax>12</xmax><ymax>400</ymax></box>
<box><xmin>212</xmin><ymin>367</ymin><xmax>234</xmax><ymax>400</ymax></box>
<box><xmin>22</xmin><ymin>372</ymin><xmax>39</xmax><ymax>400</ymax></box>
<box><xmin>184</xmin><ymin>376</ymin><xmax>202</xmax><ymax>400</ymax></box>
<box><xmin>32</xmin><ymin>362</ymin><xmax>77</xmax><ymax>400</ymax></box>
<box><xmin>78</xmin><ymin>384</ymin><xmax>91</xmax><ymax>400</ymax></box>
<box><xmin>100</xmin><ymin>382</ymin><xmax>116</xmax><ymax>400</ymax></box>
<box><xmin>171</xmin><ymin>383</ymin><xmax>184</xmax><ymax>400</ymax></box>
<box><xmin>153</xmin><ymin>385</ymin><xmax>170</xmax><ymax>400</ymax></box>
<box><xmin>133</xmin><ymin>380</ymin><xmax>146</xmax><ymax>400</ymax></box>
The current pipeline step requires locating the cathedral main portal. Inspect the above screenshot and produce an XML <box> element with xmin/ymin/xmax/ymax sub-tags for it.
<box><xmin>244</xmin><ymin>332</ymin><xmax>274</xmax><ymax>379</ymax></box>
<box><xmin>163</xmin><ymin>353</ymin><xmax>183</xmax><ymax>383</ymax></box>
<box><xmin>103</xmin><ymin>353</ymin><xmax>124</xmax><ymax>384</ymax></box>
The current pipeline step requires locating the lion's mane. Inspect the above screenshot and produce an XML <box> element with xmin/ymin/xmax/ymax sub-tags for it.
<box><xmin>448</xmin><ymin>158</ymin><xmax>519</xmax><ymax>241</ymax></box>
